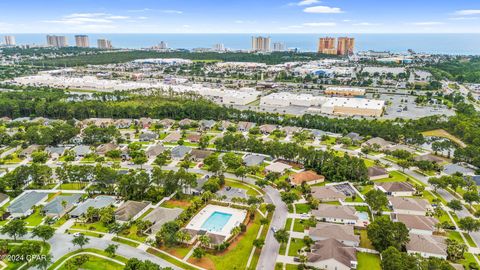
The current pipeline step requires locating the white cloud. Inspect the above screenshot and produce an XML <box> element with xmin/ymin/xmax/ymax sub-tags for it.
<box><xmin>43</xmin><ymin>13</ymin><xmax>129</xmax><ymax>27</ymax></box>
<box><xmin>138</xmin><ymin>16</ymin><xmax>148</xmax><ymax>20</ymax></box>
<box><xmin>449</xmin><ymin>16</ymin><xmax>478</xmax><ymax>20</ymax></box>
<box><xmin>297</xmin><ymin>0</ymin><xmax>320</xmax><ymax>6</ymax></box>
<box><xmin>64</xmin><ymin>13</ymin><xmax>107</xmax><ymax>18</ymax></box>
<box><xmin>303</xmin><ymin>6</ymin><xmax>343</xmax><ymax>14</ymax></box>
<box><xmin>410</xmin><ymin>22</ymin><xmax>444</xmax><ymax>26</ymax></box>
<box><xmin>455</xmin><ymin>9</ymin><xmax>480</xmax><ymax>15</ymax></box>
<box><xmin>353</xmin><ymin>22</ymin><xmax>381</xmax><ymax>26</ymax></box>
<box><xmin>160</xmin><ymin>10</ymin><xmax>183</xmax><ymax>14</ymax></box>
<box><xmin>128</xmin><ymin>8</ymin><xmax>153</xmax><ymax>13</ymax></box>
<box><xmin>106</xmin><ymin>16</ymin><xmax>129</xmax><ymax>19</ymax></box>
<box><xmin>303</xmin><ymin>22</ymin><xmax>336</xmax><ymax>26</ymax></box>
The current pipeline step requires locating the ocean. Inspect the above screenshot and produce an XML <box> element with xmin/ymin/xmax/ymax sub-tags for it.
<box><xmin>3</xmin><ymin>33</ymin><xmax>480</xmax><ymax>55</ymax></box>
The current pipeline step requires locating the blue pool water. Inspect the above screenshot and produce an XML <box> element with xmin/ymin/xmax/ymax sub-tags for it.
<box><xmin>201</xmin><ymin>211</ymin><xmax>232</xmax><ymax>232</ymax></box>
<box><xmin>356</xmin><ymin>212</ymin><xmax>369</xmax><ymax>221</ymax></box>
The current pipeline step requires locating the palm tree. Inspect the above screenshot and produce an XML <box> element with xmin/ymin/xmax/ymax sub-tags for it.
<box><xmin>198</xmin><ymin>235</ymin><xmax>211</xmax><ymax>247</ymax></box>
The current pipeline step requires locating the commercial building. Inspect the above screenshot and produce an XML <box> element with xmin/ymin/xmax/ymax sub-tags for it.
<box><xmin>272</xmin><ymin>42</ymin><xmax>286</xmax><ymax>52</ymax></box>
<box><xmin>324</xmin><ymin>86</ymin><xmax>366</xmax><ymax>96</ymax></box>
<box><xmin>75</xmin><ymin>35</ymin><xmax>89</xmax><ymax>47</ymax></box>
<box><xmin>97</xmin><ymin>39</ymin><xmax>113</xmax><ymax>49</ymax></box>
<box><xmin>251</xmin><ymin>36</ymin><xmax>271</xmax><ymax>52</ymax></box>
<box><xmin>212</xmin><ymin>43</ymin><xmax>225</xmax><ymax>51</ymax></box>
<box><xmin>260</xmin><ymin>92</ymin><xmax>327</xmax><ymax>107</ymax></box>
<box><xmin>4</xmin><ymin>35</ymin><xmax>15</xmax><ymax>46</ymax></box>
<box><xmin>47</xmin><ymin>35</ymin><xmax>68</xmax><ymax>47</ymax></box>
<box><xmin>318</xmin><ymin>37</ymin><xmax>337</xmax><ymax>55</ymax></box>
<box><xmin>337</xmin><ymin>37</ymin><xmax>355</xmax><ymax>55</ymax></box>
<box><xmin>319</xmin><ymin>97</ymin><xmax>385</xmax><ymax>117</ymax></box>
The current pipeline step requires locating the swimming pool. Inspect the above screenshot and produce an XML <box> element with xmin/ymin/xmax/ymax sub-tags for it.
<box><xmin>356</xmin><ymin>212</ymin><xmax>369</xmax><ymax>221</ymax></box>
<box><xmin>200</xmin><ymin>211</ymin><xmax>233</xmax><ymax>232</ymax></box>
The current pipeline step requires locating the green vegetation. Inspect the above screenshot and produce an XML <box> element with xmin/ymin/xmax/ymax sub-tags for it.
<box><xmin>357</xmin><ymin>252</ymin><xmax>381</xmax><ymax>270</ymax></box>
<box><xmin>287</xmin><ymin>238</ymin><xmax>307</xmax><ymax>256</ymax></box>
<box><xmin>294</xmin><ymin>203</ymin><xmax>311</xmax><ymax>214</ymax></box>
<box><xmin>428</xmin><ymin>56</ymin><xmax>480</xmax><ymax>83</ymax></box>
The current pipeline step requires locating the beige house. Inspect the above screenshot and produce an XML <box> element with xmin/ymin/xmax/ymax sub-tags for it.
<box><xmin>394</xmin><ymin>214</ymin><xmax>439</xmax><ymax>235</ymax></box>
<box><xmin>311</xmin><ymin>186</ymin><xmax>347</xmax><ymax>202</ymax></box>
<box><xmin>406</xmin><ymin>234</ymin><xmax>447</xmax><ymax>259</ymax></box>
<box><xmin>311</xmin><ymin>205</ymin><xmax>358</xmax><ymax>225</ymax></box>
<box><xmin>389</xmin><ymin>197</ymin><xmax>432</xmax><ymax>216</ymax></box>
<box><xmin>375</xmin><ymin>182</ymin><xmax>415</xmax><ymax>197</ymax></box>
<box><xmin>306</xmin><ymin>238</ymin><xmax>357</xmax><ymax>270</ymax></box>
<box><xmin>308</xmin><ymin>223</ymin><xmax>359</xmax><ymax>247</ymax></box>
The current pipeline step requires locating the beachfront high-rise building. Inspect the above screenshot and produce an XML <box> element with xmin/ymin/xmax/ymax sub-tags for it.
<box><xmin>213</xmin><ymin>43</ymin><xmax>225</xmax><ymax>52</ymax></box>
<box><xmin>337</xmin><ymin>37</ymin><xmax>355</xmax><ymax>55</ymax></box>
<box><xmin>97</xmin><ymin>39</ymin><xmax>113</xmax><ymax>49</ymax></box>
<box><xmin>47</xmin><ymin>35</ymin><xmax>68</xmax><ymax>47</ymax></box>
<box><xmin>251</xmin><ymin>36</ymin><xmax>271</xmax><ymax>52</ymax></box>
<box><xmin>318</xmin><ymin>37</ymin><xmax>337</xmax><ymax>55</ymax></box>
<box><xmin>159</xmin><ymin>41</ymin><xmax>168</xmax><ymax>50</ymax></box>
<box><xmin>273</xmin><ymin>42</ymin><xmax>286</xmax><ymax>52</ymax></box>
<box><xmin>74</xmin><ymin>35</ymin><xmax>90</xmax><ymax>47</ymax></box>
<box><xmin>4</xmin><ymin>36</ymin><xmax>15</xmax><ymax>46</ymax></box>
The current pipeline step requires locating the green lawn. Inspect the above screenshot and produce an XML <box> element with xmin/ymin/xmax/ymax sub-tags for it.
<box><xmin>120</xmin><ymin>224</ymin><xmax>147</xmax><ymax>242</ymax></box>
<box><xmin>279</xmin><ymin>243</ymin><xmax>287</xmax><ymax>256</ymax></box>
<box><xmin>23</xmin><ymin>207</ymin><xmax>44</xmax><ymax>226</ymax></box>
<box><xmin>48</xmin><ymin>248</ymin><xmax>128</xmax><ymax>270</ymax></box>
<box><xmin>57</xmin><ymin>254</ymin><xmax>124</xmax><ymax>270</ymax></box>
<box><xmin>374</xmin><ymin>171</ymin><xmax>408</xmax><ymax>183</ymax></box>
<box><xmin>363</xmin><ymin>159</ymin><xmax>376</xmax><ymax>168</ymax></box>
<box><xmin>358</xmin><ymin>185</ymin><xmax>374</xmax><ymax>195</ymax></box>
<box><xmin>460</xmin><ymin>252</ymin><xmax>479</xmax><ymax>270</ymax></box>
<box><xmin>205</xmin><ymin>214</ymin><xmax>263</xmax><ymax>270</ymax></box>
<box><xmin>285</xmin><ymin>218</ymin><xmax>293</xmax><ymax>230</ymax></box>
<box><xmin>71</xmin><ymin>221</ymin><xmax>109</xmax><ymax>233</ymax></box>
<box><xmin>112</xmin><ymin>237</ymin><xmax>139</xmax><ymax>248</ymax></box>
<box><xmin>67</xmin><ymin>229</ymin><xmax>104</xmax><ymax>238</ymax></box>
<box><xmin>147</xmin><ymin>248</ymin><xmax>198</xmax><ymax>270</ymax></box>
<box><xmin>464</xmin><ymin>233</ymin><xmax>477</xmax><ymax>247</ymax></box>
<box><xmin>288</xmin><ymin>238</ymin><xmax>307</xmax><ymax>256</ymax></box>
<box><xmin>448</xmin><ymin>231</ymin><xmax>466</xmax><ymax>244</ymax></box>
<box><xmin>294</xmin><ymin>203</ymin><xmax>311</xmax><ymax>214</ymax></box>
<box><xmin>358</xmin><ymin>230</ymin><xmax>374</xmax><ymax>249</ymax></box>
<box><xmin>357</xmin><ymin>253</ymin><xmax>381</xmax><ymax>270</ymax></box>
<box><xmin>226</xmin><ymin>179</ymin><xmax>262</xmax><ymax>196</ymax></box>
<box><xmin>59</xmin><ymin>182</ymin><xmax>88</xmax><ymax>190</ymax></box>
<box><xmin>293</xmin><ymin>219</ymin><xmax>307</xmax><ymax>232</ymax></box>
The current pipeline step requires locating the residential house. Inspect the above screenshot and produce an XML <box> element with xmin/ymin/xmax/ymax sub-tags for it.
<box><xmin>114</xmin><ymin>201</ymin><xmax>151</xmax><ymax>223</ymax></box>
<box><xmin>406</xmin><ymin>234</ymin><xmax>447</xmax><ymax>259</ymax></box>
<box><xmin>281</xmin><ymin>126</ymin><xmax>302</xmax><ymax>135</ymax></box>
<box><xmin>69</xmin><ymin>196</ymin><xmax>116</xmax><ymax>218</ymax></box>
<box><xmin>114</xmin><ymin>119</ymin><xmax>133</xmax><ymax>129</ymax></box>
<box><xmin>179</xmin><ymin>118</ymin><xmax>195</xmax><ymax>127</ymax></box>
<box><xmin>218</xmin><ymin>120</ymin><xmax>234</xmax><ymax>131</ymax></box>
<box><xmin>311</xmin><ymin>205</ymin><xmax>359</xmax><ymax>225</ymax></box>
<box><xmin>190</xmin><ymin>149</ymin><xmax>213</xmax><ymax>161</ymax></box>
<box><xmin>143</xmin><ymin>207</ymin><xmax>183</xmax><ymax>234</ymax></box>
<box><xmin>394</xmin><ymin>214</ymin><xmax>439</xmax><ymax>235</ymax></box>
<box><xmin>186</xmin><ymin>133</ymin><xmax>201</xmax><ymax>143</ymax></box>
<box><xmin>237</xmin><ymin>121</ymin><xmax>256</xmax><ymax>132</ymax></box>
<box><xmin>389</xmin><ymin>197</ymin><xmax>432</xmax><ymax>216</ymax></box>
<box><xmin>146</xmin><ymin>144</ymin><xmax>166</xmax><ymax>158</ymax></box>
<box><xmin>138</xmin><ymin>117</ymin><xmax>153</xmax><ymax>129</ymax></box>
<box><xmin>362</xmin><ymin>137</ymin><xmax>392</xmax><ymax>151</ymax></box>
<box><xmin>163</xmin><ymin>132</ymin><xmax>182</xmax><ymax>143</ymax></box>
<box><xmin>217</xmin><ymin>186</ymin><xmax>248</xmax><ymax>201</ymax></box>
<box><xmin>43</xmin><ymin>194</ymin><xmax>82</xmax><ymax>218</ymax></box>
<box><xmin>289</xmin><ymin>170</ymin><xmax>325</xmax><ymax>186</ymax></box>
<box><xmin>367</xmin><ymin>166</ymin><xmax>389</xmax><ymax>180</ymax></box>
<box><xmin>306</xmin><ymin>238</ymin><xmax>357</xmax><ymax>270</ymax></box>
<box><xmin>158</xmin><ymin>118</ymin><xmax>176</xmax><ymax>128</ymax></box>
<box><xmin>345</xmin><ymin>132</ymin><xmax>363</xmax><ymax>142</ymax></box>
<box><xmin>139</xmin><ymin>131</ymin><xmax>158</xmax><ymax>142</ymax></box>
<box><xmin>243</xmin><ymin>154</ymin><xmax>266</xmax><ymax>167</ymax></box>
<box><xmin>45</xmin><ymin>146</ymin><xmax>67</xmax><ymax>159</ymax></box>
<box><xmin>171</xmin><ymin>145</ymin><xmax>192</xmax><ymax>160</ymax></box>
<box><xmin>19</xmin><ymin>145</ymin><xmax>41</xmax><ymax>158</ymax></box>
<box><xmin>308</xmin><ymin>223</ymin><xmax>359</xmax><ymax>247</ymax></box>
<box><xmin>264</xmin><ymin>162</ymin><xmax>292</xmax><ymax>174</ymax></box>
<box><xmin>375</xmin><ymin>182</ymin><xmax>415</xmax><ymax>197</ymax></box>
<box><xmin>311</xmin><ymin>186</ymin><xmax>347</xmax><ymax>202</ymax></box>
<box><xmin>72</xmin><ymin>145</ymin><xmax>91</xmax><ymax>158</ymax></box>
<box><xmin>183</xmin><ymin>176</ymin><xmax>210</xmax><ymax>195</ymax></box>
<box><xmin>199</xmin><ymin>120</ymin><xmax>216</xmax><ymax>130</ymax></box>
<box><xmin>259</xmin><ymin>124</ymin><xmax>277</xmax><ymax>134</ymax></box>
<box><xmin>443</xmin><ymin>163</ymin><xmax>477</xmax><ymax>176</ymax></box>
<box><xmin>7</xmin><ymin>191</ymin><xmax>48</xmax><ymax>218</ymax></box>
<box><xmin>96</xmin><ymin>143</ymin><xmax>118</xmax><ymax>156</ymax></box>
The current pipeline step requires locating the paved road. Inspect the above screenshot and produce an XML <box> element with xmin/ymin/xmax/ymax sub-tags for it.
<box><xmin>0</xmin><ymin>232</ymin><xmax>181</xmax><ymax>270</ymax></box>
<box><xmin>256</xmin><ymin>185</ymin><xmax>287</xmax><ymax>270</ymax></box>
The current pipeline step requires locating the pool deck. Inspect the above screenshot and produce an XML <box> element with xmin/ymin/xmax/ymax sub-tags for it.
<box><xmin>185</xmin><ymin>204</ymin><xmax>247</xmax><ymax>237</ymax></box>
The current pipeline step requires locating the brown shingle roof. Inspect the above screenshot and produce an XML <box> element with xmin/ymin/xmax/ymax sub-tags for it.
<box><xmin>368</xmin><ymin>166</ymin><xmax>389</xmax><ymax>178</ymax></box>
<box><xmin>376</xmin><ymin>182</ymin><xmax>415</xmax><ymax>193</ymax></box>
<box><xmin>406</xmin><ymin>233</ymin><xmax>447</xmax><ymax>257</ymax></box>
<box><xmin>307</xmin><ymin>238</ymin><xmax>356</xmax><ymax>267</ymax></box>
<box><xmin>389</xmin><ymin>197</ymin><xmax>430</xmax><ymax>212</ymax></box>
<box><xmin>114</xmin><ymin>201</ymin><xmax>150</xmax><ymax>222</ymax></box>
<box><xmin>309</xmin><ymin>223</ymin><xmax>359</xmax><ymax>244</ymax></box>
<box><xmin>290</xmin><ymin>171</ymin><xmax>324</xmax><ymax>185</ymax></box>
<box><xmin>312</xmin><ymin>205</ymin><xmax>358</xmax><ymax>221</ymax></box>
<box><xmin>395</xmin><ymin>214</ymin><xmax>438</xmax><ymax>231</ymax></box>
<box><xmin>311</xmin><ymin>186</ymin><xmax>347</xmax><ymax>201</ymax></box>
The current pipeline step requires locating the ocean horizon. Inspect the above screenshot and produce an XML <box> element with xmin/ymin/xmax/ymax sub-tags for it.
<box><xmin>2</xmin><ymin>33</ymin><xmax>480</xmax><ymax>55</ymax></box>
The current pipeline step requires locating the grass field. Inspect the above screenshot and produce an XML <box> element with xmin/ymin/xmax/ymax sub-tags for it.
<box><xmin>71</xmin><ymin>221</ymin><xmax>109</xmax><ymax>233</ymax></box>
<box><xmin>287</xmin><ymin>238</ymin><xmax>307</xmax><ymax>256</ymax></box>
<box><xmin>59</xmin><ymin>182</ymin><xmax>88</xmax><ymax>190</ymax></box>
<box><xmin>422</xmin><ymin>129</ymin><xmax>466</xmax><ymax>148</ymax></box>
<box><xmin>57</xmin><ymin>255</ymin><xmax>124</xmax><ymax>270</ymax></box>
<box><xmin>23</xmin><ymin>207</ymin><xmax>44</xmax><ymax>226</ymax></box>
<box><xmin>293</xmin><ymin>219</ymin><xmax>306</xmax><ymax>232</ymax></box>
<box><xmin>357</xmin><ymin>253</ymin><xmax>381</xmax><ymax>270</ymax></box>
<box><xmin>358</xmin><ymin>230</ymin><xmax>374</xmax><ymax>249</ymax></box>
<box><xmin>294</xmin><ymin>203</ymin><xmax>311</xmax><ymax>214</ymax></box>
<box><xmin>48</xmin><ymin>248</ymin><xmax>128</xmax><ymax>270</ymax></box>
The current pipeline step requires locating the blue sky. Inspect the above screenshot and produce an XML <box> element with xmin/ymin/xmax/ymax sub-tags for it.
<box><xmin>0</xmin><ymin>0</ymin><xmax>479</xmax><ymax>33</ymax></box>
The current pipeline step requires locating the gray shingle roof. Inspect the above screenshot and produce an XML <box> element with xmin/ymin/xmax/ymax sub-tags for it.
<box><xmin>243</xmin><ymin>154</ymin><xmax>266</xmax><ymax>167</ymax></box>
<box><xmin>8</xmin><ymin>191</ymin><xmax>48</xmax><ymax>215</ymax></box>
<box><xmin>69</xmin><ymin>196</ymin><xmax>116</xmax><ymax>217</ymax></box>
<box><xmin>171</xmin><ymin>145</ymin><xmax>191</xmax><ymax>158</ymax></box>
<box><xmin>44</xmin><ymin>194</ymin><xmax>82</xmax><ymax>215</ymax></box>
<box><xmin>143</xmin><ymin>207</ymin><xmax>183</xmax><ymax>233</ymax></box>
